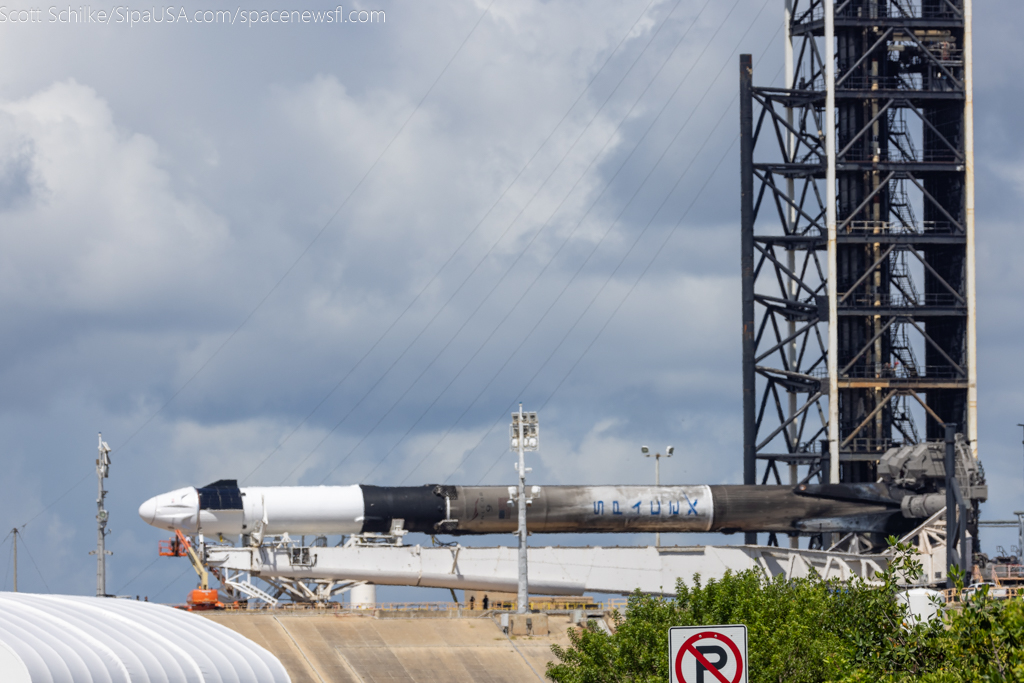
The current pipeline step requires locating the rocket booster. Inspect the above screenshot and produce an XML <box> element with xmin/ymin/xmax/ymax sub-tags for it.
<box><xmin>138</xmin><ymin>479</ymin><xmax>920</xmax><ymax>537</ymax></box>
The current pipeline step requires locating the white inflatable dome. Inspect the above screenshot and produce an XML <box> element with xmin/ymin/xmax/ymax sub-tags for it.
<box><xmin>0</xmin><ymin>592</ymin><xmax>290</xmax><ymax>682</ymax></box>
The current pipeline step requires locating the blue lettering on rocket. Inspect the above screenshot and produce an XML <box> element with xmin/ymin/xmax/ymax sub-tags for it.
<box><xmin>684</xmin><ymin>495</ymin><xmax>699</xmax><ymax>515</ymax></box>
<box><xmin>612</xmin><ymin>501</ymin><xmax>622</xmax><ymax>515</ymax></box>
<box><xmin>669</xmin><ymin>501</ymin><xmax>680</xmax><ymax>515</ymax></box>
<box><xmin>593</xmin><ymin>501</ymin><xmax>604</xmax><ymax>515</ymax></box>
<box><xmin>650</xmin><ymin>500</ymin><xmax>661</xmax><ymax>515</ymax></box>
<box><xmin>631</xmin><ymin>501</ymin><xmax>642</xmax><ymax>514</ymax></box>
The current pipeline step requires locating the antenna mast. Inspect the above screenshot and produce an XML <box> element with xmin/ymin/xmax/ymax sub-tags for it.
<box><xmin>91</xmin><ymin>434</ymin><xmax>112</xmax><ymax>597</ymax></box>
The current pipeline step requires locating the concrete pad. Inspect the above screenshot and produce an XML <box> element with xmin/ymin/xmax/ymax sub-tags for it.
<box><xmin>205</xmin><ymin>610</ymin><xmax>581</xmax><ymax>682</ymax></box>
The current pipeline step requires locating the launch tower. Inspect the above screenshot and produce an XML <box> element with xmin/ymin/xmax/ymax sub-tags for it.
<box><xmin>739</xmin><ymin>0</ymin><xmax>975</xmax><ymax>546</ymax></box>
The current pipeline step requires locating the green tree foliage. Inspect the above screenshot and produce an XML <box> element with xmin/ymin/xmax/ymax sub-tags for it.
<box><xmin>546</xmin><ymin>541</ymin><xmax>1024</xmax><ymax>683</ymax></box>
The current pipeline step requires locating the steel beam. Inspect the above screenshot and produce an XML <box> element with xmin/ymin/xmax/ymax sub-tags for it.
<box><xmin>740</xmin><ymin>54</ymin><xmax>757</xmax><ymax>545</ymax></box>
<box><xmin>205</xmin><ymin>544</ymin><xmax>889</xmax><ymax>597</ymax></box>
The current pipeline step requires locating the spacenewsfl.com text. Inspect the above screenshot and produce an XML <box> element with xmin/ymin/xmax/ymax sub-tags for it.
<box><xmin>0</xmin><ymin>6</ymin><xmax>385</xmax><ymax>26</ymax></box>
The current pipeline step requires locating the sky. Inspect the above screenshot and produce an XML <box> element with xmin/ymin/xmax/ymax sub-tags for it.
<box><xmin>0</xmin><ymin>0</ymin><xmax>1020</xmax><ymax>603</ymax></box>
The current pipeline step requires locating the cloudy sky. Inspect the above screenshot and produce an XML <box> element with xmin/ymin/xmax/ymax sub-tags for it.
<box><xmin>0</xmin><ymin>0</ymin><xmax>1020</xmax><ymax>601</ymax></box>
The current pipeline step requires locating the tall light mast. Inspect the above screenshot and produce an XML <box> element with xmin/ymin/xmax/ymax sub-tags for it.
<box><xmin>510</xmin><ymin>406</ymin><xmax>538</xmax><ymax>614</ymax></box>
<box><xmin>91</xmin><ymin>434</ymin><xmax>112</xmax><ymax>597</ymax></box>
<box><xmin>642</xmin><ymin>445</ymin><xmax>674</xmax><ymax>547</ymax></box>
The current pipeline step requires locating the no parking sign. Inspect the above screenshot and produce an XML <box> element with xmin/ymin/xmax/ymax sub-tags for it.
<box><xmin>669</xmin><ymin>625</ymin><xmax>748</xmax><ymax>683</ymax></box>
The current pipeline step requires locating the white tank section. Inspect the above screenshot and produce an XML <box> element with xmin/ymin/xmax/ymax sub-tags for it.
<box><xmin>348</xmin><ymin>583</ymin><xmax>377</xmax><ymax>608</ymax></box>
<box><xmin>139</xmin><ymin>484</ymin><xmax>364</xmax><ymax>536</ymax></box>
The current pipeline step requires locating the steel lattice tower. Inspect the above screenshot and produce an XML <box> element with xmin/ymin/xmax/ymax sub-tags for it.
<box><xmin>739</xmin><ymin>0</ymin><xmax>976</xmax><ymax>547</ymax></box>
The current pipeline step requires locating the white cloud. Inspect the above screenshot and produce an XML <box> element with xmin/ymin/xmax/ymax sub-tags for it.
<box><xmin>0</xmin><ymin>81</ymin><xmax>230</xmax><ymax>314</ymax></box>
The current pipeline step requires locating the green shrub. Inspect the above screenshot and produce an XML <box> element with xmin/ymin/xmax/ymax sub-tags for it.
<box><xmin>547</xmin><ymin>541</ymin><xmax>1024</xmax><ymax>683</ymax></box>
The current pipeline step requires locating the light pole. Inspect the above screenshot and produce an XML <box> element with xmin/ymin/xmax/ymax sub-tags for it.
<box><xmin>510</xmin><ymin>405</ymin><xmax>538</xmax><ymax>614</ymax></box>
<box><xmin>642</xmin><ymin>445</ymin><xmax>673</xmax><ymax>547</ymax></box>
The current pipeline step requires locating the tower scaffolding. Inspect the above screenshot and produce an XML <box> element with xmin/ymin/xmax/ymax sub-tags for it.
<box><xmin>740</xmin><ymin>0</ymin><xmax>976</xmax><ymax>547</ymax></box>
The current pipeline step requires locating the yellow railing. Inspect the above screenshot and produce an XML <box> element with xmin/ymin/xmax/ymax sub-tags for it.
<box><xmin>223</xmin><ymin>598</ymin><xmax>632</xmax><ymax>612</ymax></box>
<box><xmin>943</xmin><ymin>585</ymin><xmax>1022</xmax><ymax>604</ymax></box>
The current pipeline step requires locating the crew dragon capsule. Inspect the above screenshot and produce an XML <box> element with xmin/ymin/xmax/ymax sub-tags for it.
<box><xmin>138</xmin><ymin>479</ymin><xmax>951</xmax><ymax>539</ymax></box>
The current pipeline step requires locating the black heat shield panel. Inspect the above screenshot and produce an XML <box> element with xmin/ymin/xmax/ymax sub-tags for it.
<box><xmin>197</xmin><ymin>484</ymin><xmax>243</xmax><ymax>510</ymax></box>
<box><xmin>359</xmin><ymin>485</ymin><xmax>446</xmax><ymax>533</ymax></box>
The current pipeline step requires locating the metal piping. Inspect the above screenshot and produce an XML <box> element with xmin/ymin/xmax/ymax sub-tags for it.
<box><xmin>824</xmin><ymin>0</ymin><xmax>838</xmax><ymax>484</ymax></box>
<box><xmin>739</xmin><ymin>53</ymin><xmax>757</xmax><ymax>544</ymax></box>
<box><xmin>964</xmin><ymin>0</ymin><xmax>978</xmax><ymax>458</ymax></box>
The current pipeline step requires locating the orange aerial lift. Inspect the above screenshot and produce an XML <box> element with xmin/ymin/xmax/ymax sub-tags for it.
<box><xmin>159</xmin><ymin>530</ymin><xmax>223</xmax><ymax>610</ymax></box>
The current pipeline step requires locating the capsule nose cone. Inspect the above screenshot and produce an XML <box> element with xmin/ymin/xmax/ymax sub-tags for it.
<box><xmin>138</xmin><ymin>497</ymin><xmax>158</xmax><ymax>525</ymax></box>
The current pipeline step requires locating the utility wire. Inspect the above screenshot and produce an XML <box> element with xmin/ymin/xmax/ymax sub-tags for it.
<box><xmin>379</xmin><ymin>0</ymin><xmax>766</xmax><ymax>486</ymax></box>
<box><xmin>476</xmin><ymin>134</ymin><xmax>742</xmax><ymax>485</ymax></box>
<box><xmin>312</xmin><ymin>0</ymin><xmax>729</xmax><ymax>486</ymax></box>
<box><xmin>533</xmin><ymin>60</ymin><xmax>790</xmax><ymax>420</ymax></box>
<box><xmin>457</xmin><ymin>25</ymin><xmax>784</xmax><ymax>486</ymax></box>
<box><xmin>114</xmin><ymin>0</ymin><xmax>502</xmax><ymax>457</ymax></box>
<box><xmin>240</xmin><ymin>0</ymin><xmax>668</xmax><ymax>484</ymax></box>
<box><xmin>380</xmin><ymin>0</ymin><xmax>753</xmax><ymax>486</ymax></box>
<box><xmin>475</xmin><ymin>75</ymin><xmax>785</xmax><ymax>485</ymax></box>
<box><xmin>9</xmin><ymin>0</ymin><xmax>501</xmax><ymax>530</ymax></box>
<box><xmin>116</xmin><ymin>557</ymin><xmax>160</xmax><ymax>594</ymax></box>
<box><xmin>17</xmin><ymin>532</ymin><xmax>51</xmax><ymax>594</ymax></box>
<box><xmin>274</xmin><ymin>0</ymin><xmax>699</xmax><ymax>485</ymax></box>
<box><xmin>153</xmin><ymin>566</ymin><xmax>193</xmax><ymax>602</ymax></box>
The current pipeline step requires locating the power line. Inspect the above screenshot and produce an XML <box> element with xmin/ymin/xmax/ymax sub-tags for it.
<box><xmin>476</xmin><ymin>75</ymin><xmax>786</xmax><ymax>485</ymax></box>
<box><xmin>270</xmin><ymin>0</ymin><xmax>699</xmax><ymax>486</ymax></box>
<box><xmin>457</xmin><ymin>29</ymin><xmax>784</xmax><ymax>486</ymax></box>
<box><xmin>152</xmin><ymin>566</ymin><xmax>193</xmax><ymax>602</ymax></box>
<box><xmin>116</xmin><ymin>557</ymin><xmax>160</xmax><ymax>594</ymax></box>
<box><xmin>380</xmin><ymin>0</ymin><xmax>770</xmax><ymax>486</ymax></box>
<box><xmin>379</xmin><ymin>0</ymin><xmax>754</xmax><ymax>486</ymax></box>
<box><xmin>9</xmin><ymin>0</ymin><xmax>502</xmax><ymax>531</ymax></box>
<box><xmin>17</xmin><ymin>532</ymin><xmax>51</xmax><ymax>594</ymax></box>
<box><xmin>240</xmin><ymin>0</ymin><xmax>669</xmax><ymax>484</ymax></box>
<box><xmin>115</xmin><ymin>0</ymin><xmax>503</xmax><ymax>458</ymax></box>
<box><xmin>312</xmin><ymin>0</ymin><xmax>732</xmax><ymax>486</ymax></box>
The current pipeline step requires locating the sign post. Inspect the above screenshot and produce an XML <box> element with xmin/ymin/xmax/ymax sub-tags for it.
<box><xmin>669</xmin><ymin>625</ymin><xmax>748</xmax><ymax>683</ymax></box>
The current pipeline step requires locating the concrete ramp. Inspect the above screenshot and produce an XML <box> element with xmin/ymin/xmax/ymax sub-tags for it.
<box><xmin>205</xmin><ymin>612</ymin><xmax>575</xmax><ymax>682</ymax></box>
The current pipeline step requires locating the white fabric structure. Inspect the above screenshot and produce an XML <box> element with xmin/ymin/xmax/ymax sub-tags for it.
<box><xmin>0</xmin><ymin>593</ymin><xmax>290</xmax><ymax>682</ymax></box>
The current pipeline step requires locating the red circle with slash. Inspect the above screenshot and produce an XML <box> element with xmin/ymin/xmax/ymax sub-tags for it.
<box><xmin>674</xmin><ymin>631</ymin><xmax>744</xmax><ymax>683</ymax></box>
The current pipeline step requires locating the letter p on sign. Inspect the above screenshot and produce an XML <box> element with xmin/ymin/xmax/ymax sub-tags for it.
<box><xmin>669</xmin><ymin>625</ymin><xmax>748</xmax><ymax>683</ymax></box>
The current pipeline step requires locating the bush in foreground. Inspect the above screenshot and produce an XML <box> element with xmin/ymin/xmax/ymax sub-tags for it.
<box><xmin>546</xmin><ymin>541</ymin><xmax>1024</xmax><ymax>683</ymax></box>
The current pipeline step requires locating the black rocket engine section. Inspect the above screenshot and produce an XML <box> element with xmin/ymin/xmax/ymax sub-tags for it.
<box><xmin>708</xmin><ymin>485</ymin><xmax>904</xmax><ymax>535</ymax></box>
<box><xmin>359</xmin><ymin>485</ymin><xmax>446</xmax><ymax>533</ymax></box>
